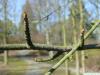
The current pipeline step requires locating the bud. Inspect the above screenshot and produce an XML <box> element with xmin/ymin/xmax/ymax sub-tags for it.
<box><xmin>23</xmin><ymin>12</ymin><xmax>27</xmax><ymax>18</ymax></box>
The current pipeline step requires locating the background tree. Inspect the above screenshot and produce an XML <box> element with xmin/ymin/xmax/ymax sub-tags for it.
<box><xmin>0</xmin><ymin>0</ymin><xmax>18</xmax><ymax>64</ymax></box>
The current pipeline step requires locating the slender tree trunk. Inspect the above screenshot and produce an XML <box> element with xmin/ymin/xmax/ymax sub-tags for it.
<box><xmin>3</xmin><ymin>33</ymin><xmax>8</xmax><ymax>65</ymax></box>
<box><xmin>75</xmin><ymin>51</ymin><xmax>80</xmax><ymax>75</ymax></box>
<box><xmin>46</xmin><ymin>31</ymin><xmax>53</xmax><ymax>58</ymax></box>
<box><xmin>71</xmin><ymin>1</ymin><xmax>80</xmax><ymax>74</ymax></box>
<box><xmin>62</xmin><ymin>19</ymin><xmax>69</xmax><ymax>75</ymax></box>
<box><xmin>79</xmin><ymin>0</ymin><xmax>85</xmax><ymax>74</ymax></box>
<box><xmin>46</xmin><ymin>0</ymin><xmax>54</xmax><ymax>58</ymax></box>
<box><xmin>4</xmin><ymin>51</ymin><xmax>8</xmax><ymax>65</ymax></box>
<box><xmin>63</xmin><ymin>29</ymin><xmax>69</xmax><ymax>75</ymax></box>
<box><xmin>3</xmin><ymin>0</ymin><xmax>8</xmax><ymax>65</ymax></box>
<box><xmin>62</xmin><ymin>2</ymin><xmax>70</xmax><ymax>74</ymax></box>
<box><xmin>81</xmin><ymin>51</ymin><xmax>85</xmax><ymax>73</ymax></box>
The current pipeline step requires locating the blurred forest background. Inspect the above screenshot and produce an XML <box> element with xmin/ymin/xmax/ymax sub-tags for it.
<box><xmin>0</xmin><ymin>0</ymin><xmax>100</xmax><ymax>75</ymax></box>
<box><xmin>0</xmin><ymin>0</ymin><xmax>100</xmax><ymax>44</ymax></box>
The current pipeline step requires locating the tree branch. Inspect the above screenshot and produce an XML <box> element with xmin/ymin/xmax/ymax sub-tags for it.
<box><xmin>45</xmin><ymin>20</ymin><xmax>100</xmax><ymax>75</ymax></box>
<box><xmin>0</xmin><ymin>14</ymin><xmax>99</xmax><ymax>53</ymax></box>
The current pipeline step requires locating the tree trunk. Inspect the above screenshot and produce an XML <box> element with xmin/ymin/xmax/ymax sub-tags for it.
<box><xmin>71</xmin><ymin>1</ymin><xmax>80</xmax><ymax>74</ymax></box>
<box><xmin>4</xmin><ymin>51</ymin><xmax>8</xmax><ymax>65</ymax></box>
<box><xmin>46</xmin><ymin>32</ymin><xmax>54</xmax><ymax>58</ymax></box>
<box><xmin>79</xmin><ymin>0</ymin><xmax>85</xmax><ymax>74</ymax></box>
<box><xmin>75</xmin><ymin>51</ymin><xmax>80</xmax><ymax>75</ymax></box>
<box><xmin>3</xmin><ymin>0</ymin><xmax>8</xmax><ymax>65</ymax></box>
